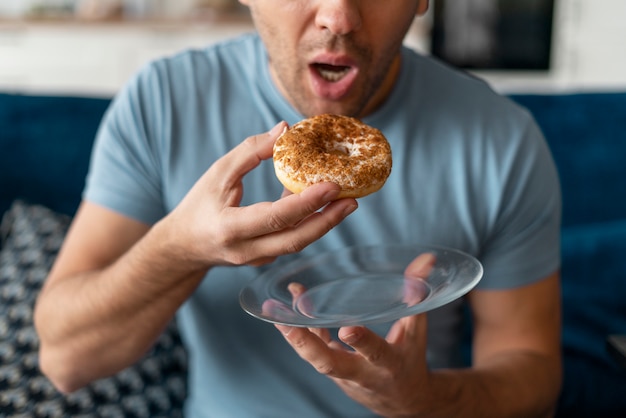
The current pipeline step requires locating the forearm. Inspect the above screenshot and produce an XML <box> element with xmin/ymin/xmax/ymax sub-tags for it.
<box><xmin>34</xmin><ymin>220</ymin><xmax>206</xmax><ymax>392</ymax></box>
<box><xmin>420</xmin><ymin>351</ymin><xmax>561</xmax><ymax>418</ymax></box>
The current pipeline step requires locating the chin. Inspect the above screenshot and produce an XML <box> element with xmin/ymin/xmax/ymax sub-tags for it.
<box><xmin>301</xmin><ymin>103</ymin><xmax>363</xmax><ymax>118</ymax></box>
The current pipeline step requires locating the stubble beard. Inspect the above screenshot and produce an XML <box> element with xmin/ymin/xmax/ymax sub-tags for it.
<box><xmin>270</xmin><ymin>35</ymin><xmax>399</xmax><ymax>118</ymax></box>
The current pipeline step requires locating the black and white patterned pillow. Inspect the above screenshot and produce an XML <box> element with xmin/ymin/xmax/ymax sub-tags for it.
<box><xmin>0</xmin><ymin>201</ymin><xmax>187</xmax><ymax>418</ymax></box>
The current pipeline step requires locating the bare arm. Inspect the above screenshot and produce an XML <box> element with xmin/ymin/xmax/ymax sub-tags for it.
<box><xmin>34</xmin><ymin>202</ymin><xmax>205</xmax><ymax>393</ymax></box>
<box><xmin>423</xmin><ymin>271</ymin><xmax>562</xmax><ymax>417</ymax></box>
<box><xmin>274</xmin><ymin>270</ymin><xmax>562</xmax><ymax>417</ymax></box>
<box><xmin>34</xmin><ymin>123</ymin><xmax>358</xmax><ymax>393</ymax></box>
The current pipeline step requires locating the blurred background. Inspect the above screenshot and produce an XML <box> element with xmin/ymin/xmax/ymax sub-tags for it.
<box><xmin>1</xmin><ymin>5</ymin><xmax>625</xmax><ymax>416</ymax></box>
<box><xmin>0</xmin><ymin>0</ymin><xmax>625</xmax><ymax>96</ymax></box>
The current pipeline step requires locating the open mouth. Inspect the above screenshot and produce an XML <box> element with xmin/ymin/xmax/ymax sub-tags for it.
<box><xmin>313</xmin><ymin>63</ymin><xmax>352</xmax><ymax>82</ymax></box>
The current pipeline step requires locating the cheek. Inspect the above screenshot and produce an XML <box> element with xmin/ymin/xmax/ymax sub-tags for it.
<box><xmin>251</xmin><ymin>11</ymin><xmax>295</xmax><ymax>59</ymax></box>
<box><xmin>249</xmin><ymin>1</ymin><xmax>306</xmax><ymax>39</ymax></box>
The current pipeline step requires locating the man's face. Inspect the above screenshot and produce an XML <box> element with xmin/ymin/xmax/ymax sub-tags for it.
<box><xmin>240</xmin><ymin>0</ymin><xmax>429</xmax><ymax>118</ymax></box>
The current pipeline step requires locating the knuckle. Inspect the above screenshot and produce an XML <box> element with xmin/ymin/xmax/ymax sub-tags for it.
<box><xmin>211</xmin><ymin>227</ymin><xmax>253</xmax><ymax>266</ymax></box>
<box><xmin>314</xmin><ymin>361</ymin><xmax>337</xmax><ymax>376</ymax></box>
<box><xmin>367</xmin><ymin>347</ymin><xmax>385</xmax><ymax>364</ymax></box>
<box><xmin>317</xmin><ymin>210</ymin><xmax>341</xmax><ymax>235</ymax></box>
<box><xmin>322</xmin><ymin>217</ymin><xmax>337</xmax><ymax>234</ymax></box>
<box><xmin>291</xmin><ymin>335</ymin><xmax>308</xmax><ymax>350</ymax></box>
<box><xmin>240</xmin><ymin>134</ymin><xmax>258</xmax><ymax>149</ymax></box>
<box><xmin>223</xmin><ymin>251</ymin><xmax>249</xmax><ymax>266</ymax></box>
<box><xmin>213</xmin><ymin>224</ymin><xmax>238</xmax><ymax>248</ymax></box>
<box><xmin>284</xmin><ymin>238</ymin><xmax>306</xmax><ymax>255</ymax></box>
<box><xmin>266</xmin><ymin>211</ymin><xmax>290</xmax><ymax>231</ymax></box>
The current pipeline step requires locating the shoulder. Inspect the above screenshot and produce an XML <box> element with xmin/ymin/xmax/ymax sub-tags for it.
<box><xmin>104</xmin><ymin>33</ymin><xmax>264</xmax><ymax>128</ymax></box>
<box><xmin>399</xmin><ymin>47</ymin><xmax>534</xmax><ymax>132</ymax></box>
<box><xmin>125</xmin><ymin>33</ymin><xmax>260</xmax><ymax>95</ymax></box>
<box><xmin>161</xmin><ymin>32</ymin><xmax>261</xmax><ymax>72</ymax></box>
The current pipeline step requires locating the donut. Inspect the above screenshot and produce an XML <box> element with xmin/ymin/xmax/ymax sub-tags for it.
<box><xmin>272</xmin><ymin>114</ymin><xmax>392</xmax><ymax>199</ymax></box>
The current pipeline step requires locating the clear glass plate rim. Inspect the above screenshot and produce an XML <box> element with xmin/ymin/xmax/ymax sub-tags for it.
<box><xmin>239</xmin><ymin>243</ymin><xmax>483</xmax><ymax>327</ymax></box>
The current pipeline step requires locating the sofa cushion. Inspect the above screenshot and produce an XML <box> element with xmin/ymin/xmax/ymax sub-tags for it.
<box><xmin>556</xmin><ymin>219</ymin><xmax>626</xmax><ymax>417</ymax></box>
<box><xmin>510</xmin><ymin>92</ymin><xmax>626</xmax><ymax>227</ymax></box>
<box><xmin>0</xmin><ymin>93</ymin><xmax>111</xmax><ymax>218</ymax></box>
<box><xmin>0</xmin><ymin>201</ymin><xmax>187</xmax><ymax>417</ymax></box>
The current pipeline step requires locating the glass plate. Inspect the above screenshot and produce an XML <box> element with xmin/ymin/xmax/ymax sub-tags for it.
<box><xmin>239</xmin><ymin>244</ymin><xmax>483</xmax><ymax>327</ymax></box>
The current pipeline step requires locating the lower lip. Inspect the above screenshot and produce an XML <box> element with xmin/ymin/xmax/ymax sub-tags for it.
<box><xmin>308</xmin><ymin>66</ymin><xmax>359</xmax><ymax>101</ymax></box>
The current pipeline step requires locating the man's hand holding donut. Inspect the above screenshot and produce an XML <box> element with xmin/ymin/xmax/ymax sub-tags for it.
<box><xmin>162</xmin><ymin>121</ymin><xmax>359</xmax><ymax>270</ymax></box>
<box><xmin>35</xmin><ymin>122</ymin><xmax>358</xmax><ymax>392</ymax></box>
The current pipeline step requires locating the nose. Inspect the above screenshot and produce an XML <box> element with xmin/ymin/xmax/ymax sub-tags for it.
<box><xmin>315</xmin><ymin>0</ymin><xmax>362</xmax><ymax>35</ymax></box>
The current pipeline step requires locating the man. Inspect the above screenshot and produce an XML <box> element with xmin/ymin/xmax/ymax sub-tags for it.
<box><xmin>34</xmin><ymin>1</ymin><xmax>562</xmax><ymax>417</ymax></box>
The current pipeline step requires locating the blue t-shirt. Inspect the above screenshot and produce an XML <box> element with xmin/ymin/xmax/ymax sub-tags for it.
<box><xmin>85</xmin><ymin>34</ymin><xmax>561</xmax><ymax>418</ymax></box>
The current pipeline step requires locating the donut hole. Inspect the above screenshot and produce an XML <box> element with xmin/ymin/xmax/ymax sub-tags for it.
<box><xmin>328</xmin><ymin>143</ymin><xmax>350</xmax><ymax>156</ymax></box>
<box><xmin>320</xmin><ymin>137</ymin><xmax>358</xmax><ymax>158</ymax></box>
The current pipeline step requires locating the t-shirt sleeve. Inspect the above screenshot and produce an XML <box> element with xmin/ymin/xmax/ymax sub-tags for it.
<box><xmin>83</xmin><ymin>62</ymin><xmax>168</xmax><ymax>225</ymax></box>
<box><xmin>477</xmin><ymin>111</ymin><xmax>562</xmax><ymax>290</ymax></box>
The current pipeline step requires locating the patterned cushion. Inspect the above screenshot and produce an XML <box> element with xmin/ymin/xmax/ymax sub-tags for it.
<box><xmin>0</xmin><ymin>201</ymin><xmax>187</xmax><ymax>417</ymax></box>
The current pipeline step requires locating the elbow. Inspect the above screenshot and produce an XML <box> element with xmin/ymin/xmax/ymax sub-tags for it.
<box><xmin>34</xmin><ymin>309</ymin><xmax>89</xmax><ymax>393</ymax></box>
<box><xmin>38</xmin><ymin>345</ymin><xmax>89</xmax><ymax>394</ymax></box>
<box><xmin>536</xmin><ymin>353</ymin><xmax>563</xmax><ymax>418</ymax></box>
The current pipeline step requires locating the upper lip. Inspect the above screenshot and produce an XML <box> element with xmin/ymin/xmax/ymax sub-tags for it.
<box><xmin>310</xmin><ymin>52</ymin><xmax>358</xmax><ymax>68</ymax></box>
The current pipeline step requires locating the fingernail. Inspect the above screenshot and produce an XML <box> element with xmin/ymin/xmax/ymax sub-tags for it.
<box><xmin>323</xmin><ymin>188</ymin><xmax>341</xmax><ymax>202</ymax></box>
<box><xmin>275</xmin><ymin>324</ymin><xmax>293</xmax><ymax>336</ymax></box>
<box><xmin>269</xmin><ymin>121</ymin><xmax>287</xmax><ymax>138</ymax></box>
<box><xmin>343</xmin><ymin>203</ymin><xmax>358</xmax><ymax>217</ymax></box>
<box><xmin>342</xmin><ymin>331</ymin><xmax>360</xmax><ymax>344</ymax></box>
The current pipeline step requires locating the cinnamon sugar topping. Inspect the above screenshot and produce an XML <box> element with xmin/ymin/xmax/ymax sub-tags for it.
<box><xmin>273</xmin><ymin>114</ymin><xmax>392</xmax><ymax>196</ymax></box>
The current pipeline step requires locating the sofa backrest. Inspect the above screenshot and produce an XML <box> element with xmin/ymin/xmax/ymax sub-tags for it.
<box><xmin>3</xmin><ymin>92</ymin><xmax>624</xmax><ymax>226</ymax></box>
<box><xmin>0</xmin><ymin>93</ymin><xmax>111</xmax><ymax>217</ymax></box>
<box><xmin>510</xmin><ymin>92</ymin><xmax>626</xmax><ymax>228</ymax></box>
<box><xmin>511</xmin><ymin>92</ymin><xmax>626</xmax><ymax>417</ymax></box>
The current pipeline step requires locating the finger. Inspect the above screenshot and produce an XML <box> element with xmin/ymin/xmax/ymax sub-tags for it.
<box><xmin>281</xmin><ymin>187</ymin><xmax>294</xmax><ymax>198</ymax></box>
<box><xmin>275</xmin><ymin>325</ymin><xmax>351</xmax><ymax>377</ymax></box>
<box><xmin>310</xmin><ymin>327</ymin><xmax>333</xmax><ymax>345</ymax></box>
<box><xmin>262</xmin><ymin>299</ymin><xmax>295</xmax><ymax>320</ymax></box>
<box><xmin>338</xmin><ymin>326</ymin><xmax>394</xmax><ymax>369</ymax></box>
<box><xmin>224</xmin><ymin>183</ymin><xmax>355</xmax><ymax>240</ymax></box>
<box><xmin>386</xmin><ymin>312</ymin><xmax>428</xmax><ymax>350</ymax></box>
<box><xmin>405</xmin><ymin>252</ymin><xmax>436</xmax><ymax>279</ymax></box>
<box><xmin>403</xmin><ymin>252</ymin><xmax>435</xmax><ymax>301</ymax></box>
<box><xmin>209</xmin><ymin>121</ymin><xmax>287</xmax><ymax>188</ymax></box>
<box><xmin>402</xmin><ymin>252</ymin><xmax>436</xmax><ymax>305</ymax></box>
<box><xmin>287</xmin><ymin>283</ymin><xmax>332</xmax><ymax>343</ymax></box>
<box><xmin>268</xmin><ymin>182</ymin><xmax>344</xmax><ymax>231</ymax></box>
<box><xmin>247</xmin><ymin>255</ymin><xmax>278</xmax><ymax>267</ymax></box>
<box><xmin>214</xmin><ymin>193</ymin><xmax>356</xmax><ymax>267</ymax></box>
<box><xmin>243</xmin><ymin>197</ymin><xmax>357</xmax><ymax>258</ymax></box>
<box><xmin>402</xmin><ymin>283</ymin><xmax>429</xmax><ymax>307</ymax></box>
<box><xmin>287</xmin><ymin>282</ymin><xmax>307</xmax><ymax>310</ymax></box>
<box><xmin>280</xmin><ymin>276</ymin><xmax>342</xmax><ymax>350</ymax></box>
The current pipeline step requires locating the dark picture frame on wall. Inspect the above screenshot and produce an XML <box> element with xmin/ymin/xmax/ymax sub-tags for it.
<box><xmin>430</xmin><ymin>0</ymin><xmax>555</xmax><ymax>71</ymax></box>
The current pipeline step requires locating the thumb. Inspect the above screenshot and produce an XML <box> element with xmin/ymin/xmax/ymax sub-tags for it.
<box><xmin>208</xmin><ymin>121</ymin><xmax>288</xmax><ymax>185</ymax></box>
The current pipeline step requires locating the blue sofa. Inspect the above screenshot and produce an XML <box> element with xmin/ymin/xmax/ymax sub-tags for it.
<box><xmin>1</xmin><ymin>91</ymin><xmax>625</xmax><ymax>416</ymax></box>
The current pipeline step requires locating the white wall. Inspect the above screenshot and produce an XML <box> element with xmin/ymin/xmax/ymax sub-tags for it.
<box><xmin>1</xmin><ymin>0</ymin><xmax>625</xmax><ymax>95</ymax></box>
<box><xmin>488</xmin><ymin>0</ymin><xmax>626</xmax><ymax>92</ymax></box>
<box><xmin>0</xmin><ymin>0</ymin><xmax>236</xmax><ymax>18</ymax></box>
<box><xmin>408</xmin><ymin>0</ymin><xmax>626</xmax><ymax>93</ymax></box>
<box><xmin>0</xmin><ymin>0</ymin><xmax>32</xmax><ymax>17</ymax></box>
